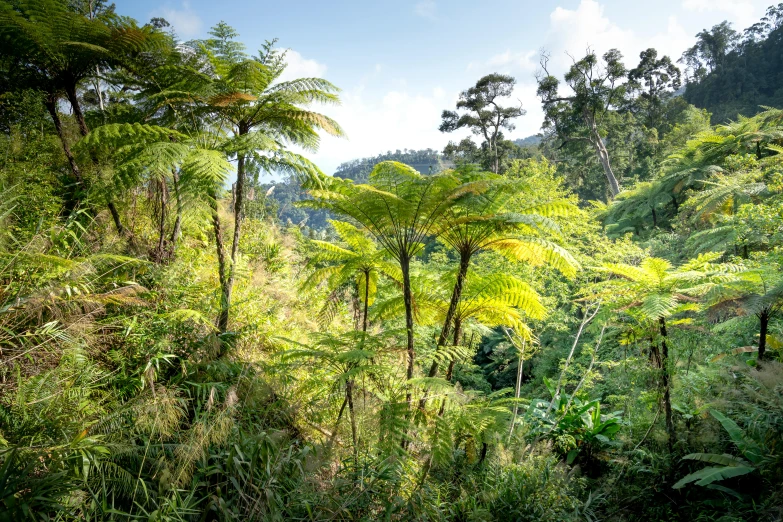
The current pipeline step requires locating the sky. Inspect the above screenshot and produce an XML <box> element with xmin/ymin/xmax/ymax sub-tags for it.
<box><xmin>114</xmin><ymin>0</ymin><xmax>774</xmax><ymax>178</ymax></box>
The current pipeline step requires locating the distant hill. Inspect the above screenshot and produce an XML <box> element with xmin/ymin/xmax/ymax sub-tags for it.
<box><xmin>333</xmin><ymin>148</ymin><xmax>452</xmax><ymax>183</ymax></box>
<box><xmin>513</xmin><ymin>135</ymin><xmax>542</xmax><ymax>148</ymax></box>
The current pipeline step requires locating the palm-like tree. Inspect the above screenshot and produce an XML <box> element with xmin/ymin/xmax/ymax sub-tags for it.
<box><xmin>0</xmin><ymin>0</ymin><xmax>160</xmax><ymax>223</ymax></box>
<box><xmin>195</xmin><ymin>34</ymin><xmax>343</xmax><ymax>332</ymax></box>
<box><xmin>604</xmin><ymin>181</ymin><xmax>670</xmax><ymax>235</ymax></box>
<box><xmin>425</xmin><ymin>169</ymin><xmax>577</xmax><ymax>389</ymax></box>
<box><xmin>593</xmin><ymin>254</ymin><xmax>729</xmax><ymax>451</ymax></box>
<box><xmin>282</xmin><ymin>331</ymin><xmax>388</xmax><ymax>466</ymax></box>
<box><xmin>302</xmin><ymin>220</ymin><xmax>399</xmax><ymax>332</ymax></box>
<box><xmin>705</xmin><ymin>262</ymin><xmax>783</xmax><ymax>362</ymax></box>
<box><xmin>307</xmin><ymin>161</ymin><xmax>484</xmax><ymax>407</ymax></box>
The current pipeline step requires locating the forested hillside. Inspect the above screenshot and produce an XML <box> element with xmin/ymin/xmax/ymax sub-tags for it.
<box><xmin>682</xmin><ymin>3</ymin><xmax>783</xmax><ymax>123</ymax></box>
<box><xmin>0</xmin><ymin>1</ymin><xmax>782</xmax><ymax>522</ymax></box>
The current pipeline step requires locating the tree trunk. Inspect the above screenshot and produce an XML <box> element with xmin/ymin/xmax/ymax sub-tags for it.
<box><xmin>65</xmin><ymin>83</ymin><xmax>128</xmax><ymax>237</ymax></box>
<box><xmin>170</xmin><ymin>170</ymin><xmax>183</xmax><ymax>248</ymax></box>
<box><xmin>226</xmin><ymin>128</ymin><xmax>248</xmax><ymax>326</ymax></box>
<box><xmin>659</xmin><ymin>317</ymin><xmax>674</xmax><ymax>454</ymax></box>
<box><xmin>210</xmin><ymin>189</ymin><xmax>230</xmax><ymax>337</ymax></box>
<box><xmin>328</xmin><ymin>395</ymin><xmax>348</xmax><ymax>449</ymax></box>
<box><xmin>402</xmin><ymin>255</ymin><xmax>415</xmax><ymax>404</ymax></box>
<box><xmin>362</xmin><ymin>269</ymin><xmax>370</xmax><ymax>333</ymax></box>
<box><xmin>584</xmin><ymin>112</ymin><xmax>620</xmax><ymax>197</ymax></box>
<box><xmin>154</xmin><ymin>178</ymin><xmax>168</xmax><ymax>262</ymax></box>
<box><xmin>107</xmin><ymin>200</ymin><xmax>126</xmax><ymax>237</ymax></box>
<box><xmin>44</xmin><ymin>95</ymin><xmax>83</xmax><ymax>212</ymax></box>
<box><xmin>65</xmin><ymin>85</ymin><xmax>90</xmax><ymax>137</ymax></box>
<box><xmin>419</xmin><ymin>251</ymin><xmax>471</xmax><ymax>410</ymax></box>
<box><xmin>428</xmin><ymin>251</ymin><xmax>471</xmax><ymax>377</ymax></box>
<box><xmin>758</xmin><ymin>309</ymin><xmax>769</xmax><ymax>362</ymax></box>
<box><xmin>347</xmin><ymin>379</ymin><xmax>358</xmax><ymax>467</ymax></box>
<box><xmin>509</xmin><ymin>337</ymin><xmax>525</xmax><ymax>439</ymax></box>
<box><xmin>437</xmin><ymin>320</ymin><xmax>464</xmax><ymax>418</ymax></box>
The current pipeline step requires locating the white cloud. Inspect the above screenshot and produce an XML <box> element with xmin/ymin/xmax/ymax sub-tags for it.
<box><xmin>278</xmin><ymin>50</ymin><xmax>328</xmax><ymax>82</ymax></box>
<box><xmin>302</xmin><ymin>77</ymin><xmax>456</xmax><ymax>175</ymax></box>
<box><xmin>682</xmin><ymin>0</ymin><xmax>761</xmax><ymax>30</ymax></box>
<box><xmin>151</xmin><ymin>1</ymin><xmax>202</xmax><ymax>39</ymax></box>
<box><xmin>414</xmin><ymin>1</ymin><xmax>437</xmax><ymax>19</ymax></box>
<box><xmin>478</xmin><ymin>49</ymin><xmax>538</xmax><ymax>73</ymax></box>
<box><xmin>546</xmin><ymin>0</ymin><xmax>636</xmax><ymax>69</ymax></box>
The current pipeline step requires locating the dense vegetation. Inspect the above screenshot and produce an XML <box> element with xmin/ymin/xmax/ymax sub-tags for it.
<box><xmin>682</xmin><ymin>3</ymin><xmax>783</xmax><ymax>123</ymax></box>
<box><xmin>0</xmin><ymin>1</ymin><xmax>782</xmax><ymax>521</ymax></box>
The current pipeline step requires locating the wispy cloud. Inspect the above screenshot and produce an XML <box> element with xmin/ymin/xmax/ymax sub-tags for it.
<box><xmin>414</xmin><ymin>1</ymin><xmax>437</xmax><ymax>20</ymax></box>
<box><xmin>278</xmin><ymin>50</ymin><xmax>328</xmax><ymax>82</ymax></box>
<box><xmin>150</xmin><ymin>1</ymin><xmax>203</xmax><ymax>40</ymax></box>
<box><xmin>682</xmin><ymin>0</ymin><xmax>761</xmax><ymax>30</ymax></box>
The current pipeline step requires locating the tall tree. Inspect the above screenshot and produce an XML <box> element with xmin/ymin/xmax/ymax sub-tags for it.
<box><xmin>628</xmin><ymin>48</ymin><xmax>682</xmax><ymax>131</ymax></box>
<box><xmin>0</xmin><ymin>0</ymin><xmax>160</xmax><ymax>229</ymax></box>
<box><xmin>594</xmin><ymin>254</ymin><xmax>729</xmax><ymax>452</ymax></box>
<box><xmin>537</xmin><ymin>49</ymin><xmax>627</xmax><ymax>197</ymax></box>
<box><xmin>307</xmin><ymin>161</ymin><xmax>482</xmax><ymax>408</ymax></box>
<box><xmin>419</xmin><ymin>169</ymin><xmax>578</xmax><ymax>409</ymax></box>
<box><xmin>439</xmin><ymin>74</ymin><xmax>525</xmax><ymax>174</ymax></box>
<box><xmin>196</xmin><ymin>28</ymin><xmax>343</xmax><ymax>333</ymax></box>
<box><xmin>706</xmin><ymin>261</ymin><xmax>783</xmax><ymax>362</ymax></box>
<box><xmin>680</xmin><ymin>21</ymin><xmax>739</xmax><ymax>80</ymax></box>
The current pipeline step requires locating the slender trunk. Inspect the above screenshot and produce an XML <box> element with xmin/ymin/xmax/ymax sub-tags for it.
<box><xmin>65</xmin><ymin>85</ymin><xmax>90</xmax><ymax>137</ymax></box>
<box><xmin>671</xmin><ymin>196</ymin><xmax>679</xmax><ymax>213</ymax></box>
<box><xmin>347</xmin><ymin>380</ymin><xmax>358</xmax><ymax>467</ymax></box>
<box><xmin>437</xmin><ymin>319</ymin><xmax>463</xmax><ymax>417</ymax></box>
<box><xmin>758</xmin><ymin>309</ymin><xmax>769</xmax><ymax>362</ymax></box>
<box><xmin>659</xmin><ymin>317</ymin><xmax>674</xmax><ymax>454</ymax></box>
<box><xmin>210</xmin><ymin>190</ymin><xmax>230</xmax><ymax>337</ymax></box>
<box><xmin>65</xmin><ymin>83</ymin><xmax>128</xmax><ymax>237</ymax></box>
<box><xmin>419</xmin><ymin>251</ymin><xmax>471</xmax><ymax>410</ymax></box>
<box><xmin>227</xmin><ymin>127</ymin><xmax>248</xmax><ymax>319</ymax></box>
<box><xmin>428</xmin><ymin>251</ymin><xmax>471</xmax><ymax>378</ymax></box>
<box><xmin>362</xmin><ymin>269</ymin><xmax>370</xmax><ymax>333</ymax></box>
<box><xmin>170</xmin><ymin>170</ymin><xmax>183</xmax><ymax>247</ymax></box>
<box><xmin>94</xmin><ymin>67</ymin><xmax>105</xmax><ymax>112</ymax></box>
<box><xmin>493</xmin><ymin>138</ymin><xmax>499</xmax><ymax>174</ymax></box>
<box><xmin>509</xmin><ymin>337</ymin><xmax>526</xmax><ymax>439</ymax></box>
<box><xmin>328</xmin><ymin>395</ymin><xmax>349</xmax><ymax>449</ymax></box>
<box><xmin>44</xmin><ymin>96</ymin><xmax>83</xmax><ymax>212</ymax></box>
<box><xmin>402</xmin><ymin>256</ymin><xmax>415</xmax><ymax>400</ymax></box>
<box><xmin>584</xmin><ymin>112</ymin><xmax>620</xmax><ymax>197</ymax></box>
<box><xmin>478</xmin><ymin>442</ymin><xmax>488</xmax><ymax>465</ymax></box>
<box><xmin>401</xmin><ymin>255</ymin><xmax>415</xmax><ymax>450</ymax></box>
<box><xmin>651</xmin><ymin>206</ymin><xmax>657</xmax><ymax>228</ymax></box>
<box><xmin>154</xmin><ymin>179</ymin><xmax>168</xmax><ymax>262</ymax></box>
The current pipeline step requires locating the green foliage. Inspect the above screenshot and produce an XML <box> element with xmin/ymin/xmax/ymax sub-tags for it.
<box><xmin>3</xmin><ymin>3</ymin><xmax>783</xmax><ymax>521</ymax></box>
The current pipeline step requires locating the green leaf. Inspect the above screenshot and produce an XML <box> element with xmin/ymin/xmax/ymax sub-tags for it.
<box><xmin>673</xmin><ymin>465</ymin><xmax>754</xmax><ymax>489</ymax></box>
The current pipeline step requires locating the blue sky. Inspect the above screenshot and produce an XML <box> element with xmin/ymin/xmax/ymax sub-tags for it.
<box><xmin>115</xmin><ymin>0</ymin><xmax>773</xmax><ymax>177</ymax></box>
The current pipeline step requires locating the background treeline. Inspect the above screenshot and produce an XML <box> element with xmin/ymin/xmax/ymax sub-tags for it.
<box><xmin>0</xmin><ymin>1</ymin><xmax>782</xmax><ymax>522</ymax></box>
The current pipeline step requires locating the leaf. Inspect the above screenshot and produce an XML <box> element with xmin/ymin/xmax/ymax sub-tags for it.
<box><xmin>566</xmin><ymin>448</ymin><xmax>579</xmax><ymax>465</ymax></box>
<box><xmin>673</xmin><ymin>465</ymin><xmax>754</xmax><ymax>489</ymax></box>
<box><xmin>682</xmin><ymin>453</ymin><xmax>750</xmax><ymax>467</ymax></box>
